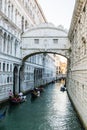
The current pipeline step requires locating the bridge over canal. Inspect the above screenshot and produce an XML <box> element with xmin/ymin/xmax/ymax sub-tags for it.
<box><xmin>21</xmin><ymin>23</ymin><xmax>70</xmax><ymax>62</ymax></box>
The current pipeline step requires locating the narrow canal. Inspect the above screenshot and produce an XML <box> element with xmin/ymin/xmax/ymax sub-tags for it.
<box><xmin>0</xmin><ymin>82</ymin><xmax>84</xmax><ymax>130</ymax></box>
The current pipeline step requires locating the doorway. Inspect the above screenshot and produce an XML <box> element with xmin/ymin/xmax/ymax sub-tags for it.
<box><xmin>13</xmin><ymin>66</ymin><xmax>19</xmax><ymax>95</ymax></box>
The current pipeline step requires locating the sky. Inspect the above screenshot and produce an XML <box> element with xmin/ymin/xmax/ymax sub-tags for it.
<box><xmin>38</xmin><ymin>0</ymin><xmax>75</xmax><ymax>30</ymax></box>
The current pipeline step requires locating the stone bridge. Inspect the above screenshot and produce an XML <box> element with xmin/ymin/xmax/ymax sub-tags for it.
<box><xmin>21</xmin><ymin>23</ymin><xmax>70</xmax><ymax>61</ymax></box>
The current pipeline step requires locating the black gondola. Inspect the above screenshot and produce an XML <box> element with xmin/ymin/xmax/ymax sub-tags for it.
<box><xmin>31</xmin><ymin>89</ymin><xmax>40</xmax><ymax>98</ymax></box>
<box><xmin>60</xmin><ymin>85</ymin><xmax>66</xmax><ymax>92</ymax></box>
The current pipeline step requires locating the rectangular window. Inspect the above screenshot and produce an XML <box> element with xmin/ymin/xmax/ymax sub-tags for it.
<box><xmin>7</xmin><ymin>76</ymin><xmax>9</xmax><ymax>83</ymax></box>
<box><xmin>53</xmin><ymin>39</ymin><xmax>58</xmax><ymax>44</ymax></box>
<box><xmin>34</xmin><ymin>39</ymin><xmax>39</xmax><ymax>44</ymax></box>
<box><xmin>10</xmin><ymin>77</ymin><xmax>12</xmax><ymax>82</ymax></box>
<box><xmin>10</xmin><ymin>64</ymin><xmax>12</xmax><ymax>72</ymax></box>
<box><xmin>7</xmin><ymin>64</ymin><xmax>9</xmax><ymax>71</ymax></box>
<box><xmin>0</xmin><ymin>62</ymin><xmax>1</xmax><ymax>71</ymax></box>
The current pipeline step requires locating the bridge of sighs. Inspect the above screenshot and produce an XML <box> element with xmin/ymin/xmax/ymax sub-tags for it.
<box><xmin>21</xmin><ymin>23</ymin><xmax>70</xmax><ymax>61</ymax></box>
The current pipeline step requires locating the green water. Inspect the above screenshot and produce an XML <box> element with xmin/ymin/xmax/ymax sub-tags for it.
<box><xmin>0</xmin><ymin>82</ymin><xmax>84</xmax><ymax>130</ymax></box>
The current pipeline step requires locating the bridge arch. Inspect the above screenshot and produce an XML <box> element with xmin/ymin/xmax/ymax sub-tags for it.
<box><xmin>20</xmin><ymin>23</ymin><xmax>70</xmax><ymax>91</ymax></box>
<box><xmin>22</xmin><ymin>51</ymin><xmax>68</xmax><ymax>63</ymax></box>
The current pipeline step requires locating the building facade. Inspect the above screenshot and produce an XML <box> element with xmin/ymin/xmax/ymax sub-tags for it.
<box><xmin>20</xmin><ymin>54</ymin><xmax>56</xmax><ymax>92</ymax></box>
<box><xmin>0</xmin><ymin>0</ymin><xmax>56</xmax><ymax>102</ymax></box>
<box><xmin>68</xmin><ymin>0</ymin><xmax>87</xmax><ymax>129</ymax></box>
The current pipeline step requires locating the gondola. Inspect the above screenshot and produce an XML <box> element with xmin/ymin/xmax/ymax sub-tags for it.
<box><xmin>10</xmin><ymin>97</ymin><xmax>26</xmax><ymax>104</ymax></box>
<box><xmin>0</xmin><ymin>108</ymin><xmax>7</xmax><ymax>120</ymax></box>
<box><xmin>10</xmin><ymin>92</ymin><xmax>26</xmax><ymax>104</ymax></box>
<box><xmin>60</xmin><ymin>86</ymin><xmax>66</xmax><ymax>92</ymax></box>
<box><xmin>38</xmin><ymin>87</ymin><xmax>44</xmax><ymax>93</ymax></box>
<box><xmin>31</xmin><ymin>90</ymin><xmax>40</xmax><ymax>98</ymax></box>
<box><xmin>10</xmin><ymin>97</ymin><xmax>21</xmax><ymax>104</ymax></box>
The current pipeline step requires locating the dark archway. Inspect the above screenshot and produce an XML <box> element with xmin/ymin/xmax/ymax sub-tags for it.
<box><xmin>13</xmin><ymin>66</ymin><xmax>19</xmax><ymax>95</ymax></box>
<box><xmin>20</xmin><ymin>52</ymin><xmax>68</xmax><ymax>90</ymax></box>
<box><xmin>34</xmin><ymin>68</ymin><xmax>43</xmax><ymax>88</ymax></box>
<box><xmin>19</xmin><ymin>66</ymin><xmax>24</xmax><ymax>92</ymax></box>
<box><xmin>22</xmin><ymin>51</ymin><xmax>69</xmax><ymax>63</ymax></box>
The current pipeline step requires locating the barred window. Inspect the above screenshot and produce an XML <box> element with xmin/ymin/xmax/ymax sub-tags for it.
<box><xmin>53</xmin><ymin>39</ymin><xmax>58</xmax><ymax>44</ymax></box>
<box><xmin>34</xmin><ymin>39</ymin><xmax>39</xmax><ymax>44</ymax></box>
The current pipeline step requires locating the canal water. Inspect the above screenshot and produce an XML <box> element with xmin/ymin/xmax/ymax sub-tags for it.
<box><xmin>0</xmin><ymin>82</ymin><xmax>84</xmax><ymax>130</ymax></box>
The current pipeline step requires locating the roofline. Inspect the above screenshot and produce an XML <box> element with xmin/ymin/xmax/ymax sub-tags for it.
<box><xmin>22</xmin><ymin>26</ymin><xmax>68</xmax><ymax>36</ymax></box>
<box><xmin>35</xmin><ymin>0</ymin><xmax>47</xmax><ymax>22</ymax></box>
<box><xmin>68</xmin><ymin>0</ymin><xmax>86</xmax><ymax>39</ymax></box>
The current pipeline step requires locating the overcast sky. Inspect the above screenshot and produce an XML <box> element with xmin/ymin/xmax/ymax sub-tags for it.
<box><xmin>38</xmin><ymin>0</ymin><xmax>75</xmax><ymax>30</ymax></box>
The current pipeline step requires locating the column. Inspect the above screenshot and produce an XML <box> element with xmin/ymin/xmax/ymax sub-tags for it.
<box><xmin>5</xmin><ymin>35</ymin><xmax>8</xmax><ymax>54</ymax></box>
<box><xmin>11</xmin><ymin>5</ymin><xmax>13</xmax><ymax>21</ymax></box>
<box><xmin>7</xmin><ymin>35</ymin><xmax>10</xmax><ymax>54</ymax></box>
<box><xmin>10</xmin><ymin>37</ymin><xmax>13</xmax><ymax>55</ymax></box>
<box><xmin>0</xmin><ymin>0</ymin><xmax>2</xmax><ymax>10</ymax></box>
<box><xmin>0</xmin><ymin>31</ymin><xmax>3</xmax><ymax>52</ymax></box>
<box><xmin>8</xmin><ymin>1</ymin><xmax>10</xmax><ymax>18</ymax></box>
<box><xmin>6</xmin><ymin>0</ymin><xmax>8</xmax><ymax>16</ymax></box>
<box><xmin>13</xmin><ymin>6</ymin><xmax>15</xmax><ymax>23</ymax></box>
<box><xmin>2</xmin><ymin>0</ymin><xmax>5</xmax><ymax>12</ymax></box>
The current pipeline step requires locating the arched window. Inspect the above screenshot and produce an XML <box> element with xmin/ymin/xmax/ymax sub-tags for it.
<box><xmin>7</xmin><ymin>35</ymin><xmax>10</xmax><ymax>54</ymax></box>
<box><xmin>7</xmin><ymin>63</ymin><xmax>9</xmax><ymax>71</ymax></box>
<box><xmin>3</xmin><ymin>33</ymin><xmax>7</xmax><ymax>53</ymax></box>
<box><xmin>3</xmin><ymin>63</ymin><xmax>5</xmax><ymax>71</ymax></box>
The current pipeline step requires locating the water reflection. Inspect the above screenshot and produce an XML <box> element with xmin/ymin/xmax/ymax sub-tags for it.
<box><xmin>0</xmin><ymin>82</ymin><xmax>84</xmax><ymax>130</ymax></box>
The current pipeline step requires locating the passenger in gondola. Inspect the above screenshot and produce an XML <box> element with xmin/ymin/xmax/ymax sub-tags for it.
<box><xmin>18</xmin><ymin>92</ymin><xmax>23</xmax><ymax>100</ymax></box>
<box><xmin>9</xmin><ymin>90</ymin><xmax>13</xmax><ymax>99</ymax></box>
<box><xmin>18</xmin><ymin>92</ymin><xmax>26</xmax><ymax>101</ymax></box>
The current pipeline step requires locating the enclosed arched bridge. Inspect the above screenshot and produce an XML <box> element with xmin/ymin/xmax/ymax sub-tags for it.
<box><xmin>21</xmin><ymin>23</ymin><xmax>70</xmax><ymax>61</ymax></box>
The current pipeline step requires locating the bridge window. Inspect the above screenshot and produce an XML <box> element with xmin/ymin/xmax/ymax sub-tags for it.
<box><xmin>53</xmin><ymin>39</ymin><xmax>58</xmax><ymax>44</ymax></box>
<box><xmin>34</xmin><ymin>39</ymin><xmax>39</xmax><ymax>44</ymax></box>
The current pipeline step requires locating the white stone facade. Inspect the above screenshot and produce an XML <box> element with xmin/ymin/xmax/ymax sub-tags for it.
<box><xmin>68</xmin><ymin>0</ymin><xmax>87</xmax><ymax>129</ymax></box>
<box><xmin>0</xmin><ymin>0</ymin><xmax>47</xmax><ymax>101</ymax></box>
<box><xmin>20</xmin><ymin>54</ymin><xmax>56</xmax><ymax>92</ymax></box>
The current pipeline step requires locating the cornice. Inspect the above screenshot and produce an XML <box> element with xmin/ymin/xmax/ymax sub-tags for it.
<box><xmin>68</xmin><ymin>0</ymin><xmax>86</xmax><ymax>39</ymax></box>
<box><xmin>22</xmin><ymin>23</ymin><xmax>68</xmax><ymax>36</ymax></box>
<box><xmin>35</xmin><ymin>0</ymin><xmax>47</xmax><ymax>22</ymax></box>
